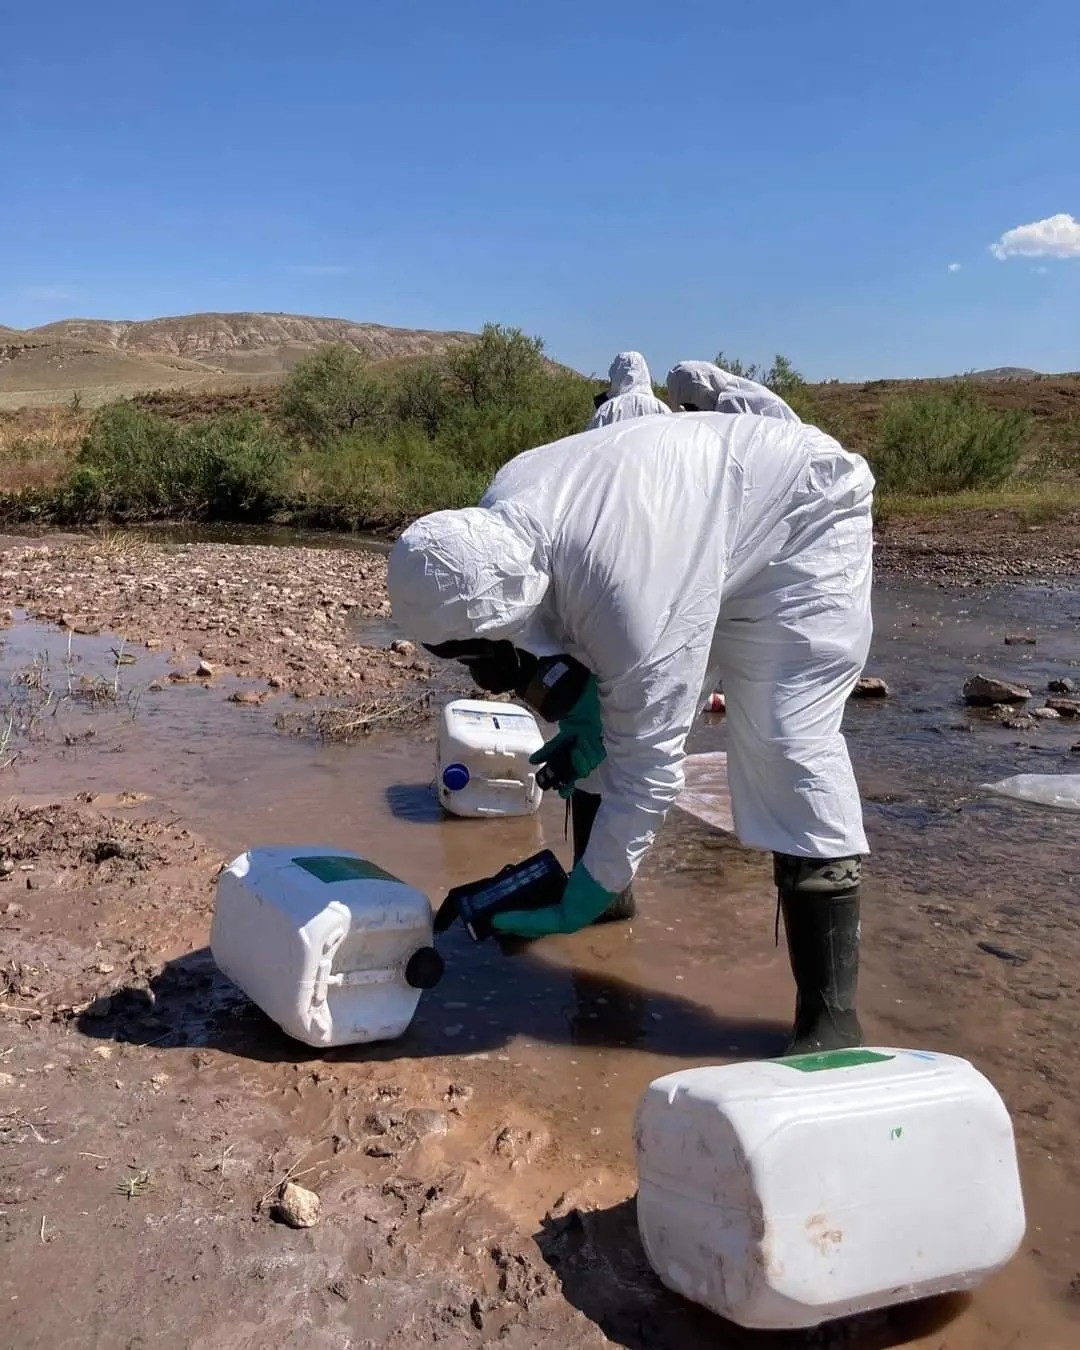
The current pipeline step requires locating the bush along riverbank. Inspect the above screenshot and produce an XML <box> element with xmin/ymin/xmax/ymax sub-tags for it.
<box><xmin>2</xmin><ymin>324</ymin><xmax>1078</xmax><ymax>532</ymax></box>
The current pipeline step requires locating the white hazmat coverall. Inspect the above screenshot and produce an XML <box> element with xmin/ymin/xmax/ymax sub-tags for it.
<box><xmin>667</xmin><ymin>359</ymin><xmax>801</xmax><ymax>422</ymax></box>
<box><xmin>586</xmin><ymin>351</ymin><xmax>672</xmax><ymax>429</ymax></box>
<box><xmin>389</xmin><ymin>413</ymin><xmax>874</xmax><ymax>898</ymax></box>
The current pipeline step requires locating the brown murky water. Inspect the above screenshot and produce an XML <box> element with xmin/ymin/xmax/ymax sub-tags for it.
<box><xmin>2</xmin><ymin>569</ymin><xmax>1078</xmax><ymax>1347</ymax></box>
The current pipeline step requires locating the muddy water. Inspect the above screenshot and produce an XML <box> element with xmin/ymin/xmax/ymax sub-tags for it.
<box><xmin>3</xmin><ymin>574</ymin><xmax>1079</xmax><ymax>1346</ymax></box>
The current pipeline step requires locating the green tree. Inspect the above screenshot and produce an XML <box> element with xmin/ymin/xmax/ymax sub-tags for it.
<box><xmin>278</xmin><ymin>344</ymin><xmax>387</xmax><ymax>445</ymax></box>
<box><xmin>443</xmin><ymin>324</ymin><xmax>549</xmax><ymax>410</ymax></box>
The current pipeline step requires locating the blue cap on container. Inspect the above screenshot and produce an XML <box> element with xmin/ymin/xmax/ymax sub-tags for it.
<box><xmin>442</xmin><ymin>762</ymin><xmax>470</xmax><ymax>792</ymax></box>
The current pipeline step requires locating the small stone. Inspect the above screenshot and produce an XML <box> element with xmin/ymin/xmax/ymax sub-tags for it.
<box><xmin>144</xmin><ymin>638</ymin><xmax>163</xmax><ymax>650</ymax></box>
<box><xmin>1048</xmin><ymin>678</ymin><xmax>1077</xmax><ymax>695</ymax></box>
<box><xmin>390</xmin><ymin>639</ymin><xmax>416</xmax><ymax>658</ymax></box>
<box><xmin>405</xmin><ymin>1108</ymin><xmax>449</xmax><ymax>1140</ymax></box>
<box><xmin>963</xmin><ymin>674</ymin><xmax>1031</xmax><ymax>707</ymax></box>
<box><xmin>274</xmin><ymin>1181</ymin><xmax>322</xmax><ymax>1229</ymax></box>
<box><xmin>147</xmin><ymin>680</ymin><xmax>165</xmax><ymax>693</ymax></box>
<box><xmin>0</xmin><ymin>1072</ymin><xmax>16</xmax><ymax>1087</ymax></box>
<box><xmin>1004</xmin><ymin>635</ymin><xmax>1036</xmax><ymax>646</ymax></box>
<box><xmin>1000</xmin><ymin>714</ymin><xmax>1035</xmax><ymax>731</ymax></box>
<box><xmin>1047</xmin><ymin>698</ymin><xmax>1080</xmax><ymax>718</ymax></box>
<box><xmin>167</xmin><ymin>672</ymin><xmax>192</xmax><ymax>684</ymax></box>
<box><xmin>0</xmin><ymin>860</ymin><xmax>15</xmax><ymax>877</ymax></box>
<box><xmin>280</xmin><ymin>626</ymin><xmax>297</xmax><ymax>640</ymax></box>
<box><xmin>92</xmin><ymin>1046</ymin><xmax>113</xmax><ymax>1061</ymax></box>
<box><xmin>977</xmin><ymin>941</ymin><xmax>1029</xmax><ymax>965</ymax></box>
<box><xmin>228</xmin><ymin>690</ymin><xmax>264</xmax><ymax>706</ymax></box>
<box><xmin>196</xmin><ymin>660</ymin><xmax>215</xmax><ymax>679</ymax></box>
<box><xmin>1072</xmin><ymin>741</ymin><xmax>1080</xmax><ymax>754</ymax></box>
<box><xmin>268</xmin><ymin>675</ymin><xmax>285</xmax><ymax>689</ymax></box>
<box><xmin>150</xmin><ymin>1072</ymin><xmax>170</xmax><ymax>1091</ymax></box>
<box><xmin>1031</xmin><ymin>707</ymin><xmax>1061</xmax><ymax>721</ymax></box>
<box><xmin>2</xmin><ymin>901</ymin><xmax>23</xmax><ymax>915</ymax></box>
<box><xmin>93</xmin><ymin>960</ymin><xmax>115</xmax><ymax>975</ymax></box>
<box><xmin>851</xmin><ymin>677</ymin><xmax>890</xmax><ymax>699</ymax></box>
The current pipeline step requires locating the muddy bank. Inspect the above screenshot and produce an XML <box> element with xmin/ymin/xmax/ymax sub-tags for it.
<box><xmin>0</xmin><ymin>534</ymin><xmax>427</xmax><ymax>703</ymax></box>
<box><xmin>875</xmin><ymin>507</ymin><xmax>1080</xmax><ymax>581</ymax></box>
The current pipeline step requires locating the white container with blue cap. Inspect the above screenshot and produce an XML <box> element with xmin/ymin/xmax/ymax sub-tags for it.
<box><xmin>436</xmin><ymin>698</ymin><xmax>545</xmax><ymax>818</ymax></box>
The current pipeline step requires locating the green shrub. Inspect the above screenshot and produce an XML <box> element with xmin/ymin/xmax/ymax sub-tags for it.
<box><xmin>69</xmin><ymin>405</ymin><xmax>287</xmax><ymax>520</ymax></box>
<box><xmin>870</xmin><ymin>386</ymin><xmax>1030</xmax><ymax>494</ymax></box>
<box><xmin>278</xmin><ymin>344</ymin><xmax>387</xmax><ymax>444</ymax></box>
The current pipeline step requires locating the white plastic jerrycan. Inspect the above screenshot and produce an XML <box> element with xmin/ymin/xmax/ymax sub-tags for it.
<box><xmin>635</xmin><ymin>1048</ymin><xmax>1025</xmax><ymax>1331</ymax></box>
<box><xmin>436</xmin><ymin>698</ymin><xmax>545</xmax><ymax>818</ymax></box>
<box><xmin>210</xmin><ymin>846</ymin><xmax>444</xmax><ymax>1048</ymax></box>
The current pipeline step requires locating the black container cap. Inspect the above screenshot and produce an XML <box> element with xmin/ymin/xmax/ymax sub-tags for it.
<box><xmin>405</xmin><ymin>946</ymin><xmax>445</xmax><ymax>990</ymax></box>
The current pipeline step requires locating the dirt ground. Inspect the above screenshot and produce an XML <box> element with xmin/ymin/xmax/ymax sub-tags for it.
<box><xmin>874</xmin><ymin>506</ymin><xmax>1080</xmax><ymax>581</ymax></box>
<box><xmin>2</xmin><ymin>533</ymin><xmax>1079</xmax><ymax>1348</ymax></box>
<box><xmin>0</xmin><ymin>534</ymin><xmax>429</xmax><ymax>705</ymax></box>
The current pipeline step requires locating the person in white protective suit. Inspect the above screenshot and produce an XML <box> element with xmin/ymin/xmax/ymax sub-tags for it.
<box><xmin>587</xmin><ymin>351</ymin><xmax>671</xmax><ymax>429</ymax></box>
<box><xmin>389</xmin><ymin>413</ymin><xmax>875</xmax><ymax>1055</ymax></box>
<box><xmin>667</xmin><ymin>359</ymin><xmax>801</xmax><ymax>422</ymax></box>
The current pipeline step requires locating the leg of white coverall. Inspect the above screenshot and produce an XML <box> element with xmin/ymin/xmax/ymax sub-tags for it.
<box><xmin>714</xmin><ymin>509</ymin><xmax>873</xmax><ymax>860</ymax></box>
<box><xmin>716</xmin><ymin>498</ymin><xmax>873</xmax><ymax>1053</ymax></box>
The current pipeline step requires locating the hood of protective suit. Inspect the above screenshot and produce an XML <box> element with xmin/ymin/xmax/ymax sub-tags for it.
<box><xmin>388</xmin><ymin>506</ymin><xmax>550</xmax><ymax>649</ymax></box>
<box><xmin>607</xmin><ymin>351</ymin><xmax>653</xmax><ymax>396</ymax></box>
<box><xmin>666</xmin><ymin>360</ymin><xmax>800</xmax><ymax>422</ymax></box>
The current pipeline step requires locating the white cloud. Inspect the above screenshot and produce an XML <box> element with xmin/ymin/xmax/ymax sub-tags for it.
<box><xmin>287</xmin><ymin>264</ymin><xmax>350</xmax><ymax>277</ymax></box>
<box><xmin>990</xmin><ymin>212</ymin><xmax>1080</xmax><ymax>261</ymax></box>
<box><xmin>948</xmin><ymin>262</ymin><xmax>962</xmax><ymax>272</ymax></box>
<box><xmin>23</xmin><ymin>284</ymin><xmax>77</xmax><ymax>302</ymax></box>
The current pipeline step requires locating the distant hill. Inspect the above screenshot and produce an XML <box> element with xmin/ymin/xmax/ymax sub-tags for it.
<box><xmin>964</xmin><ymin>366</ymin><xmax>1044</xmax><ymax>381</ymax></box>
<box><xmin>0</xmin><ymin>311</ymin><xmax>475</xmax><ymax>408</ymax></box>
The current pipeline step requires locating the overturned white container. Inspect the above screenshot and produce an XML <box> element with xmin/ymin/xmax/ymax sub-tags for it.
<box><xmin>436</xmin><ymin>698</ymin><xmax>545</xmax><ymax>818</ymax></box>
<box><xmin>210</xmin><ymin>846</ymin><xmax>443</xmax><ymax>1049</ymax></box>
<box><xmin>635</xmin><ymin>1048</ymin><xmax>1025</xmax><ymax>1330</ymax></box>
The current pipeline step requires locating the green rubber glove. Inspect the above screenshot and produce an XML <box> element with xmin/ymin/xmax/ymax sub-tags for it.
<box><xmin>491</xmin><ymin>863</ymin><xmax>615</xmax><ymax>938</ymax></box>
<box><xmin>529</xmin><ymin>678</ymin><xmax>605</xmax><ymax>799</ymax></box>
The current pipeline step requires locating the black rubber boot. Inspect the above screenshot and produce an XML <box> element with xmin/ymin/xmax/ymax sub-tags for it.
<box><xmin>571</xmin><ymin>789</ymin><xmax>636</xmax><ymax>922</ymax></box>
<box><xmin>775</xmin><ymin>855</ymin><xmax>863</xmax><ymax>1056</ymax></box>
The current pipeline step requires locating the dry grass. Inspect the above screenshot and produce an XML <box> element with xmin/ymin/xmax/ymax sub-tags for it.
<box><xmin>0</xmin><ymin>405</ymin><xmax>88</xmax><ymax>493</ymax></box>
<box><xmin>874</xmin><ymin>481</ymin><xmax>1080</xmax><ymax>526</ymax></box>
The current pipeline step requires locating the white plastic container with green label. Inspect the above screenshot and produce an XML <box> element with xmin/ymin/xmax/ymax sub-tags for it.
<box><xmin>634</xmin><ymin>1049</ymin><xmax>1025</xmax><ymax>1330</ymax></box>
<box><xmin>210</xmin><ymin>846</ymin><xmax>443</xmax><ymax>1048</ymax></box>
<box><xmin>437</xmin><ymin>698</ymin><xmax>545</xmax><ymax>817</ymax></box>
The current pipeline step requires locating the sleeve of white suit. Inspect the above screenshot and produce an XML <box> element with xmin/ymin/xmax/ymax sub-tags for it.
<box><xmin>572</xmin><ymin>615</ymin><xmax>715</xmax><ymax>895</ymax></box>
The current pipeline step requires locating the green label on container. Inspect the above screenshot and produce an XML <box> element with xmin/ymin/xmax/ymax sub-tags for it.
<box><xmin>293</xmin><ymin>855</ymin><xmax>401</xmax><ymax>885</ymax></box>
<box><xmin>777</xmin><ymin>1048</ymin><xmax>895</xmax><ymax>1073</ymax></box>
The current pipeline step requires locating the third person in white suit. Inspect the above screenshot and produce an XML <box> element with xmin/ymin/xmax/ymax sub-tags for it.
<box><xmin>587</xmin><ymin>351</ymin><xmax>671</xmax><ymax>429</ymax></box>
<box><xmin>667</xmin><ymin>359</ymin><xmax>801</xmax><ymax>422</ymax></box>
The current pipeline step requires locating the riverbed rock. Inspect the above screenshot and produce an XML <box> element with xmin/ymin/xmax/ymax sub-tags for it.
<box><xmin>1047</xmin><ymin>698</ymin><xmax>1080</xmax><ymax>718</ymax></box>
<box><xmin>1000</xmin><ymin>714</ymin><xmax>1035</xmax><ymax>731</ymax></box>
<box><xmin>1031</xmin><ymin>706</ymin><xmax>1061</xmax><ymax>720</ymax></box>
<box><xmin>851</xmin><ymin>676</ymin><xmax>890</xmax><ymax>699</ymax></box>
<box><xmin>390</xmin><ymin>639</ymin><xmax>416</xmax><ymax>658</ymax></box>
<box><xmin>1004</xmin><ymin>634</ymin><xmax>1036</xmax><ymax>646</ymax></box>
<box><xmin>274</xmin><ymin>1181</ymin><xmax>322</xmax><ymax>1229</ymax></box>
<box><xmin>1048</xmin><ymin>678</ymin><xmax>1077</xmax><ymax>695</ymax></box>
<box><xmin>963</xmin><ymin>674</ymin><xmax>1031</xmax><ymax>706</ymax></box>
<box><xmin>195</xmin><ymin>660</ymin><xmax>215</xmax><ymax>679</ymax></box>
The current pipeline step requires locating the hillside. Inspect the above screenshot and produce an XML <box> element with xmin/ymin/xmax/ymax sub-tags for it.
<box><xmin>0</xmin><ymin>312</ymin><xmax>475</xmax><ymax>408</ymax></box>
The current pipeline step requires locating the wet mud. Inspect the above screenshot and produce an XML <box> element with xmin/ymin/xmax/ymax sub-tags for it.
<box><xmin>1</xmin><ymin>538</ymin><xmax>1078</xmax><ymax>1347</ymax></box>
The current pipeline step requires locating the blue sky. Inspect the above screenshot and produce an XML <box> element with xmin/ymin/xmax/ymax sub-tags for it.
<box><xmin>2</xmin><ymin>0</ymin><xmax>1078</xmax><ymax>379</ymax></box>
